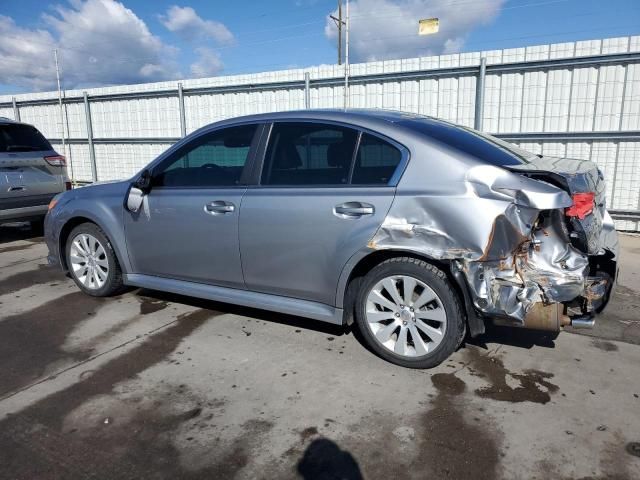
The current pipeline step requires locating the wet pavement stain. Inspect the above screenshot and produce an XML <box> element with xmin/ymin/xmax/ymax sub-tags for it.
<box><xmin>317</xmin><ymin>374</ymin><xmax>502</xmax><ymax>479</ymax></box>
<box><xmin>0</xmin><ymin>264</ymin><xmax>67</xmax><ymax>296</ymax></box>
<box><xmin>0</xmin><ymin>291</ymin><xmax>105</xmax><ymax>396</ymax></box>
<box><xmin>591</xmin><ymin>339</ymin><xmax>619</xmax><ymax>352</ymax></box>
<box><xmin>138</xmin><ymin>296</ymin><xmax>169</xmax><ymax>315</ymax></box>
<box><xmin>0</xmin><ymin>242</ymin><xmax>38</xmax><ymax>255</ymax></box>
<box><xmin>299</xmin><ymin>426</ymin><xmax>319</xmax><ymax>442</ymax></box>
<box><xmin>627</xmin><ymin>442</ymin><xmax>640</xmax><ymax>458</ymax></box>
<box><xmin>204</xmin><ymin>419</ymin><xmax>274</xmax><ymax>478</ymax></box>
<box><xmin>420</xmin><ymin>372</ymin><xmax>501</xmax><ymax>479</ymax></box>
<box><xmin>431</xmin><ymin>372</ymin><xmax>466</xmax><ymax>396</ymax></box>
<box><xmin>464</xmin><ymin>347</ymin><xmax>559</xmax><ymax>404</ymax></box>
<box><xmin>0</xmin><ymin>308</ymin><xmax>222</xmax><ymax>480</ymax></box>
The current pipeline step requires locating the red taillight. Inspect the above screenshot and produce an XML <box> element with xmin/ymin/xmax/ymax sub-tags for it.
<box><xmin>44</xmin><ymin>155</ymin><xmax>66</xmax><ymax>167</ymax></box>
<box><xmin>565</xmin><ymin>192</ymin><xmax>595</xmax><ymax>220</ymax></box>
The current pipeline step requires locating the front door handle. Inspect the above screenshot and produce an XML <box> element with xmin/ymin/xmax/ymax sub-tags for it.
<box><xmin>204</xmin><ymin>200</ymin><xmax>235</xmax><ymax>215</ymax></box>
<box><xmin>334</xmin><ymin>202</ymin><xmax>375</xmax><ymax>219</ymax></box>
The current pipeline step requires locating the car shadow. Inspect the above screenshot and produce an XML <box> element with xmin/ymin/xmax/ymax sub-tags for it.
<box><xmin>137</xmin><ymin>289</ymin><xmax>559</xmax><ymax>352</ymax></box>
<box><xmin>465</xmin><ymin>322</ymin><xmax>558</xmax><ymax>351</ymax></box>
<box><xmin>0</xmin><ymin>221</ymin><xmax>44</xmax><ymax>244</ymax></box>
<box><xmin>136</xmin><ymin>288</ymin><xmax>349</xmax><ymax>337</ymax></box>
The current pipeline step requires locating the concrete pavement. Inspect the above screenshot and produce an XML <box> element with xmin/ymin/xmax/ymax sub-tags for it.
<box><xmin>0</xmin><ymin>222</ymin><xmax>639</xmax><ymax>479</ymax></box>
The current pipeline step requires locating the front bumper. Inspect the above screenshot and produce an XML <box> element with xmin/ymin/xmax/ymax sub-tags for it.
<box><xmin>43</xmin><ymin>206</ymin><xmax>64</xmax><ymax>269</ymax></box>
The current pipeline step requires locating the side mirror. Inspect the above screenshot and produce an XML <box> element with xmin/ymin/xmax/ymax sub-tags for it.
<box><xmin>126</xmin><ymin>186</ymin><xmax>145</xmax><ymax>213</ymax></box>
<box><xmin>126</xmin><ymin>169</ymin><xmax>151</xmax><ymax>213</ymax></box>
<box><xmin>135</xmin><ymin>169</ymin><xmax>152</xmax><ymax>193</ymax></box>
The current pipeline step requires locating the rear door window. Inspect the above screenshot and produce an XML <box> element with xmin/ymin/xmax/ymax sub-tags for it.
<box><xmin>0</xmin><ymin>124</ymin><xmax>51</xmax><ymax>152</ymax></box>
<box><xmin>261</xmin><ymin>122</ymin><xmax>358</xmax><ymax>186</ymax></box>
<box><xmin>352</xmin><ymin>133</ymin><xmax>402</xmax><ymax>185</ymax></box>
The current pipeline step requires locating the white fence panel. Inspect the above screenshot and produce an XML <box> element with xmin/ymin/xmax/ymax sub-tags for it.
<box><xmin>2</xmin><ymin>35</ymin><xmax>639</xmax><ymax>230</ymax></box>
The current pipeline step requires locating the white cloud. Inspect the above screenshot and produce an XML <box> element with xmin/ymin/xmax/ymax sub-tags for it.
<box><xmin>160</xmin><ymin>5</ymin><xmax>234</xmax><ymax>44</ymax></box>
<box><xmin>324</xmin><ymin>0</ymin><xmax>505</xmax><ymax>62</ymax></box>
<box><xmin>0</xmin><ymin>0</ymin><xmax>180</xmax><ymax>91</ymax></box>
<box><xmin>190</xmin><ymin>47</ymin><xmax>224</xmax><ymax>78</ymax></box>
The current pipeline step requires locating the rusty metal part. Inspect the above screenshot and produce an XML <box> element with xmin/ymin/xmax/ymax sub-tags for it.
<box><xmin>492</xmin><ymin>302</ymin><xmax>570</xmax><ymax>331</ymax></box>
<box><xmin>522</xmin><ymin>303</ymin><xmax>570</xmax><ymax>331</ymax></box>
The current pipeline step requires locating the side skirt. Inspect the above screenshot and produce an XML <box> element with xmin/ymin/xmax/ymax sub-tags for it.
<box><xmin>124</xmin><ymin>273</ymin><xmax>344</xmax><ymax>325</ymax></box>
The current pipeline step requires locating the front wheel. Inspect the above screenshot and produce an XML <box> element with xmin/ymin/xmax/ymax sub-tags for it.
<box><xmin>66</xmin><ymin>223</ymin><xmax>124</xmax><ymax>297</ymax></box>
<box><xmin>355</xmin><ymin>257</ymin><xmax>464</xmax><ymax>369</ymax></box>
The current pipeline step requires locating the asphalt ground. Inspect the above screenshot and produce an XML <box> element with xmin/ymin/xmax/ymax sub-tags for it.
<box><xmin>1</xmin><ymin>221</ymin><xmax>639</xmax><ymax>480</ymax></box>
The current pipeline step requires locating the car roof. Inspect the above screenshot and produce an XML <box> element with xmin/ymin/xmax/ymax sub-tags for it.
<box><xmin>200</xmin><ymin>108</ymin><xmax>453</xmax><ymax>141</ymax></box>
<box><xmin>213</xmin><ymin>108</ymin><xmax>431</xmax><ymax>125</ymax></box>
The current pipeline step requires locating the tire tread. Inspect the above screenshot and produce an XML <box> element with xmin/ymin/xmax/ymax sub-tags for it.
<box><xmin>354</xmin><ymin>256</ymin><xmax>464</xmax><ymax>369</ymax></box>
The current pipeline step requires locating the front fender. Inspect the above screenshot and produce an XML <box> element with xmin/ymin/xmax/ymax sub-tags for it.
<box><xmin>45</xmin><ymin>183</ymin><xmax>132</xmax><ymax>274</ymax></box>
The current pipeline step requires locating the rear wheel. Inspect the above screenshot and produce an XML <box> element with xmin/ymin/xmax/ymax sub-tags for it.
<box><xmin>66</xmin><ymin>223</ymin><xmax>123</xmax><ymax>297</ymax></box>
<box><xmin>355</xmin><ymin>257</ymin><xmax>464</xmax><ymax>369</ymax></box>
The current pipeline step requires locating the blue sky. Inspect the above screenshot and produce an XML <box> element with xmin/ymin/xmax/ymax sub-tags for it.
<box><xmin>1</xmin><ymin>0</ymin><xmax>639</xmax><ymax>94</ymax></box>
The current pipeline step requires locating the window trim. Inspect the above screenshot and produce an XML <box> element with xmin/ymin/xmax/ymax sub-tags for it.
<box><xmin>254</xmin><ymin>119</ymin><xmax>409</xmax><ymax>189</ymax></box>
<box><xmin>147</xmin><ymin>122</ymin><xmax>265</xmax><ymax>190</ymax></box>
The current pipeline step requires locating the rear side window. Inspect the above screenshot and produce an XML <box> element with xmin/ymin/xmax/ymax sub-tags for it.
<box><xmin>398</xmin><ymin>119</ymin><xmax>530</xmax><ymax>166</ymax></box>
<box><xmin>352</xmin><ymin>133</ymin><xmax>402</xmax><ymax>185</ymax></box>
<box><xmin>0</xmin><ymin>124</ymin><xmax>51</xmax><ymax>152</ymax></box>
<box><xmin>153</xmin><ymin>124</ymin><xmax>257</xmax><ymax>187</ymax></box>
<box><xmin>262</xmin><ymin>123</ymin><xmax>358</xmax><ymax>186</ymax></box>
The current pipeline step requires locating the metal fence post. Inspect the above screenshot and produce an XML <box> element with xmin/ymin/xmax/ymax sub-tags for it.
<box><xmin>304</xmin><ymin>72</ymin><xmax>311</xmax><ymax>109</ymax></box>
<box><xmin>178</xmin><ymin>82</ymin><xmax>187</xmax><ymax>137</ymax></box>
<box><xmin>12</xmin><ymin>97</ymin><xmax>20</xmax><ymax>122</ymax></box>
<box><xmin>474</xmin><ymin>57</ymin><xmax>487</xmax><ymax>131</ymax></box>
<box><xmin>83</xmin><ymin>92</ymin><xmax>98</xmax><ymax>182</ymax></box>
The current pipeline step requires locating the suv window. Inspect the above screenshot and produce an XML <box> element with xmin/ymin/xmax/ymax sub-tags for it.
<box><xmin>262</xmin><ymin>122</ymin><xmax>358</xmax><ymax>186</ymax></box>
<box><xmin>352</xmin><ymin>133</ymin><xmax>402</xmax><ymax>185</ymax></box>
<box><xmin>0</xmin><ymin>124</ymin><xmax>52</xmax><ymax>152</ymax></box>
<box><xmin>153</xmin><ymin>124</ymin><xmax>257</xmax><ymax>187</ymax></box>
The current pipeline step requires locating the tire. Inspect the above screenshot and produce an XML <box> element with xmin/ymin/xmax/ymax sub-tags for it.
<box><xmin>66</xmin><ymin>222</ymin><xmax>124</xmax><ymax>297</ymax></box>
<box><xmin>355</xmin><ymin>257</ymin><xmax>464</xmax><ymax>369</ymax></box>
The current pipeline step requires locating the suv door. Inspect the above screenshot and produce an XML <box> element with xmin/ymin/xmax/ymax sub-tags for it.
<box><xmin>239</xmin><ymin>122</ymin><xmax>405</xmax><ymax>306</ymax></box>
<box><xmin>124</xmin><ymin>123</ymin><xmax>261</xmax><ymax>288</ymax></box>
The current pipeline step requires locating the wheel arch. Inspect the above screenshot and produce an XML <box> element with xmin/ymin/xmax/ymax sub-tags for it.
<box><xmin>59</xmin><ymin>214</ymin><xmax>128</xmax><ymax>274</ymax></box>
<box><xmin>337</xmin><ymin>247</ymin><xmax>484</xmax><ymax>336</ymax></box>
<box><xmin>337</xmin><ymin>248</ymin><xmax>450</xmax><ymax>322</ymax></box>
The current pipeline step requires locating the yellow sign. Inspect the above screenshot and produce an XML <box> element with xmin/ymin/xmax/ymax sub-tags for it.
<box><xmin>418</xmin><ymin>18</ymin><xmax>439</xmax><ymax>35</ymax></box>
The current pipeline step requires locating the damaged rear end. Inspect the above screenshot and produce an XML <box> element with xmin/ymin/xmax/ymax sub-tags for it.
<box><xmin>462</xmin><ymin>157</ymin><xmax>618</xmax><ymax>332</ymax></box>
<box><xmin>372</xmin><ymin>117</ymin><xmax>619</xmax><ymax>335</ymax></box>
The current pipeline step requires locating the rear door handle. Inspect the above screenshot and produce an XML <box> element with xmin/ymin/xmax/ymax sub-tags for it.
<box><xmin>204</xmin><ymin>200</ymin><xmax>235</xmax><ymax>215</ymax></box>
<box><xmin>334</xmin><ymin>202</ymin><xmax>375</xmax><ymax>219</ymax></box>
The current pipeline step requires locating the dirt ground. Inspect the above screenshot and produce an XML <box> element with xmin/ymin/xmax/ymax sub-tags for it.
<box><xmin>1</xmin><ymin>222</ymin><xmax>639</xmax><ymax>480</ymax></box>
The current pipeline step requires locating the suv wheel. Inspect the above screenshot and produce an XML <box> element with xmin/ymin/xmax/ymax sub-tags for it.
<box><xmin>66</xmin><ymin>223</ymin><xmax>124</xmax><ymax>297</ymax></box>
<box><xmin>355</xmin><ymin>257</ymin><xmax>464</xmax><ymax>368</ymax></box>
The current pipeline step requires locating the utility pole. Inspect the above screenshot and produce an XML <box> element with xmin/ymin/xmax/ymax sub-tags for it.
<box><xmin>329</xmin><ymin>1</ymin><xmax>344</xmax><ymax>65</ymax></box>
<box><xmin>54</xmin><ymin>49</ymin><xmax>68</xmax><ymax>167</ymax></box>
<box><xmin>344</xmin><ymin>0</ymin><xmax>350</xmax><ymax>110</ymax></box>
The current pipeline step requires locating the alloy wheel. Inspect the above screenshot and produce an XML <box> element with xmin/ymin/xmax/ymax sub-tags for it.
<box><xmin>365</xmin><ymin>274</ymin><xmax>447</xmax><ymax>357</ymax></box>
<box><xmin>69</xmin><ymin>233</ymin><xmax>109</xmax><ymax>290</ymax></box>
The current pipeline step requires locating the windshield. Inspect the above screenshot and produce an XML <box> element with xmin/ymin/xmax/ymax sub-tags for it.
<box><xmin>0</xmin><ymin>124</ymin><xmax>52</xmax><ymax>152</ymax></box>
<box><xmin>398</xmin><ymin>117</ymin><xmax>537</xmax><ymax>166</ymax></box>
